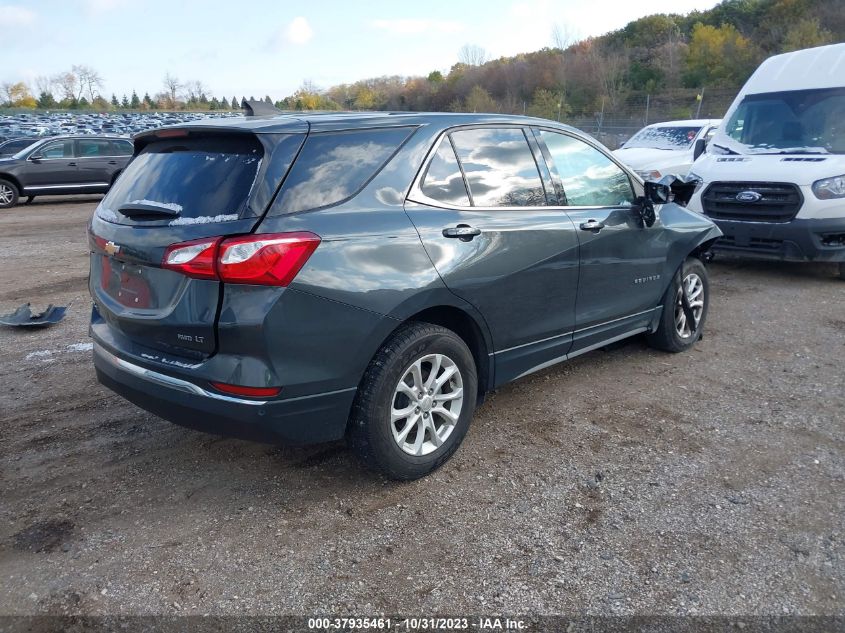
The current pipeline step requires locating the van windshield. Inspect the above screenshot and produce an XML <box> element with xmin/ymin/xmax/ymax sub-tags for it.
<box><xmin>724</xmin><ymin>87</ymin><xmax>845</xmax><ymax>154</ymax></box>
<box><xmin>624</xmin><ymin>126</ymin><xmax>702</xmax><ymax>150</ymax></box>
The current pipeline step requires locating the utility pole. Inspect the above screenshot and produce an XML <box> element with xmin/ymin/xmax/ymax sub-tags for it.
<box><xmin>696</xmin><ymin>87</ymin><xmax>704</xmax><ymax>118</ymax></box>
<box><xmin>644</xmin><ymin>94</ymin><xmax>650</xmax><ymax>125</ymax></box>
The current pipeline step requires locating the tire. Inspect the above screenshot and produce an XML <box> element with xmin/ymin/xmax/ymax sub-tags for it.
<box><xmin>647</xmin><ymin>257</ymin><xmax>709</xmax><ymax>353</ymax></box>
<box><xmin>0</xmin><ymin>179</ymin><xmax>19</xmax><ymax>209</ymax></box>
<box><xmin>347</xmin><ymin>322</ymin><xmax>477</xmax><ymax>480</ymax></box>
<box><xmin>839</xmin><ymin>262</ymin><xmax>845</xmax><ymax>281</ymax></box>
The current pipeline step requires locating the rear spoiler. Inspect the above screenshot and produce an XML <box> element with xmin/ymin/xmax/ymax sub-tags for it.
<box><xmin>242</xmin><ymin>99</ymin><xmax>283</xmax><ymax>117</ymax></box>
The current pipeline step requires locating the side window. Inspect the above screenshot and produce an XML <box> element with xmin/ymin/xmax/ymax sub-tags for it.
<box><xmin>450</xmin><ymin>128</ymin><xmax>546</xmax><ymax>207</ymax></box>
<box><xmin>272</xmin><ymin>127</ymin><xmax>414</xmax><ymax>214</ymax></box>
<box><xmin>111</xmin><ymin>140</ymin><xmax>133</xmax><ymax>156</ymax></box>
<box><xmin>420</xmin><ymin>138</ymin><xmax>470</xmax><ymax>206</ymax></box>
<box><xmin>39</xmin><ymin>141</ymin><xmax>75</xmax><ymax>159</ymax></box>
<box><xmin>78</xmin><ymin>139</ymin><xmax>112</xmax><ymax>157</ymax></box>
<box><xmin>539</xmin><ymin>131</ymin><xmax>634</xmax><ymax>207</ymax></box>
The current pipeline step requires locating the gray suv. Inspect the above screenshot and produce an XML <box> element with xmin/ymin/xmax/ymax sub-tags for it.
<box><xmin>88</xmin><ymin>113</ymin><xmax>721</xmax><ymax>479</ymax></box>
<box><xmin>0</xmin><ymin>135</ymin><xmax>132</xmax><ymax>208</ymax></box>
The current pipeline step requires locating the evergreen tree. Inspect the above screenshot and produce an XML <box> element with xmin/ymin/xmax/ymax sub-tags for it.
<box><xmin>264</xmin><ymin>95</ymin><xmax>272</xmax><ymax>104</ymax></box>
<box><xmin>121</xmin><ymin>94</ymin><xmax>130</xmax><ymax>108</ymax></box>
<box><xmin>37</xmin><ymin>91</ymin><xmax>57</xmax><ymax>109</ymax></box>
<box><xmin>209</xmin><ymin>97</ymin><xmax>220</xmax><ymax>110</ymax></box>
<box><xmin>130</xmin><ymin>90</ymin><xmax>141</xmax><ymax>109</ymax></box>
<box><xmin>231</xmin><ymin>96</ymin><xmax>238</xmax><ymax>109</ymax></box>
<box><xmin>110</xmin><ymin>94</ymin><xmax>119</xmax><ymax>107</ymax></box>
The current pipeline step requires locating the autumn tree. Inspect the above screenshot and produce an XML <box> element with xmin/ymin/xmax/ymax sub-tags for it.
<box><xmin>782</xmin><ymin>17</ymin><xmax>833</xmax><ymax>52</ymax></box>
<box><xmin>464</xmin><ymin>85</ymin><xmax>498</xmax><ymax>113</ymax></box>
<box><xmin>684</xmin><ymin>23</ymin><xmax>759</xmax><ymax>88</ymax></box>
<box><xmin>458</xmin><ymin>44</ymin><xmax>489</xmax><ymax>67</ymax></box>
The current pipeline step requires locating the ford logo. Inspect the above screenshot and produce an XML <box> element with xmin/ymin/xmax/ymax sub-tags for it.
<box><xmin>736</xmin><ymin>190</ymin><xmax>763</xmax><ymax>202</ymax></box>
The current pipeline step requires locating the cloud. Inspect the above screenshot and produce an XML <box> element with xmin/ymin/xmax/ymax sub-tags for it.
<box><xmin>267</xmin><ymin>16</ymin><xmax>314</xmax><ymax>51</ymax></box>
<box><xmin>371</xmin><ymin>19</ymin><xmax>463</xmax><ymax>35</ymax></box>
<box><xmin>0</xmin><ymin>4</ymin><xmax>36</xmax><ymax>26</ymax></box>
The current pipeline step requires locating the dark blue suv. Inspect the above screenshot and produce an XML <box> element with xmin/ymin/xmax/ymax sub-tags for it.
<box><xmin>88</xmin><ymin>113</ymin><xmax>720</xmax><ymax>479</ymax></box>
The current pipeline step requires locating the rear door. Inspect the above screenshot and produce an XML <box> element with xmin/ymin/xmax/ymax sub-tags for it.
<box><xmin>75</xmin><ymin>138</ymin><xmax>114</xmax><ymax>186</ymax></box>
<box><xmin>89</xmin><ymin>129</ymin><xmax>305</xmax><ymax>359</ymax></box>
<box><xmin>406</xmin><ymin>126</ymin><xmax>580</xmax><ymax>384</ymax></box>
<box><xmin>535</xmin><ymin>128</ymin><xmax>667</xmax><ymax>352</ymax></box>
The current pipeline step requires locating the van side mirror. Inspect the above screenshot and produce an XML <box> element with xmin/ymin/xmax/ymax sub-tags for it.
<box><xmin>693</xmin><ymin>138</ymin><xmax>706</xmax><ymax>160</ymax></box>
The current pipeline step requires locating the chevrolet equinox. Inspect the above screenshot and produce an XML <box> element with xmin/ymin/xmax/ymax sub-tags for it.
<box><xmin>88</xmin><ymin>113</ymin><xmax>721</xmax><ymax>479</ymax></box>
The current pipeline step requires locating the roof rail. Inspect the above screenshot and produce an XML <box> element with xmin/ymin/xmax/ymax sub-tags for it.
<box><xmin>241</xmin><ymin>99</ymin><xmax>283</xmax><ymax>117</ymax></box>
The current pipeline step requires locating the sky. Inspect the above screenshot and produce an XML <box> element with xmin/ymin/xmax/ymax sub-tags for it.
<box><xmin>1</xmin><ymin>0</ymin><xmax>722</xmax><ymax>101</ymax></box>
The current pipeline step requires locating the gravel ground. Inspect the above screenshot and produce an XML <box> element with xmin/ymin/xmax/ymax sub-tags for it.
<box><xmin>0</xmin><ymin>198</ymin><xmax>842</xmax><ymax>617</ymax></box>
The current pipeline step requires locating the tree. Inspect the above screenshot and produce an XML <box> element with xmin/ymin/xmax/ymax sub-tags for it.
<box><xmin>110</xmin><ymin>94</ymin><xmax>119</xmax><ymax>107</ymax></box>
<box><xmin>4</xmin><ymin>82</ymin><xmax>37</xmax><ymax>108</ymax></box>
<box><xmin>782</xmin><ymin>17</ymin><xmax>833</xmax><ymax>52</ymax></box>
<box><xmin>231</xmin><ymin>96</ymin><xmax>238</xmax><ymax>109</ymax></box>
<box><xmin>427</xmin><ymin>70</ymin><xmax>444</xmax><ymax>85</ymax></box>
<box><xmin>163</xmin><ymin>72</ymin><xmax>181</xmax><ymax>108</ymax></box>
<box><xmin>684</xmin><ymin>22</ymin><xmax>758</xmax><ymax>87</ymax></box>
<box><xmin>130</xmin><ymin>91</ymin><xmax>141</xmax><ymax>109</ymax></box>
<box><xmin>143</xmin><ymin>93</ymin><xmax>155</xmax><ymax>109</ymax></box>
<box><xmin>353</xmin><ymin>86</ymin><xmax>376</xmax><ymax>110</ymax></box>
<box><xmin>464</xmin><ymin>85</ymin><xmax>498</xmax><ymax>112</ymax></box>
<box><xmin>55</xmin><ymin>71</ymin><xmax>78</xmax><ymax>103</ymax></box>
<box><xmin>74</xmin><ymin>65</ymin><xmax>103</xmax><ymax>102</ymax></box>
<box><xmin>210</xmin><ymin>97</ymin><xmax>220</xmax><ymax>110</ymax></box>
<box><xmin>37</xmin><ymin>91</ymin><xmax>57</xmax><ymax>109</ymax></box>
<box><xmin>528</xmin><ymin>88</ymin><xmax>566</xmax><ymax>121</ymax></box>
<box><xmin>264</xmin><ymin>95</ymin><xmax>273</xmax><ymax>104</ymax></box>
<box><xmin>458</xmin><ymin>44</ymin><xmax>489</xmax><ymax>66</ymax></box>
<box><xmin>121</xmin><ymin>94</ymin><xmax>130</xmax><ymax>108</ymax></box>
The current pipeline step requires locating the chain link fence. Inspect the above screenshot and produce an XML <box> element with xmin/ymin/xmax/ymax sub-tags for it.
<box><xmin>563</xmin><ymin>88</ymin><xmax>738</xmax><ymax>149</ymax></box>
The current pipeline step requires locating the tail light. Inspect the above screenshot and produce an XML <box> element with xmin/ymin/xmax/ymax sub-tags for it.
<box><xmin>210</xmin><ymin>382</ymin><xmax>282</xmax><ymax>398</ymax></box>
<box><xmin>162</xmin><ymin>232</ymin><xmax>320</xmax><ymax>286</ymax></box>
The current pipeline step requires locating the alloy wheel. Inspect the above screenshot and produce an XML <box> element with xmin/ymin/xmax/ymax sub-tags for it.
<box><xmin>390</xmin><ymin>353</ymin><xmax>464</xmax><ymax>456</ymax></box>
<box><xmin>674</xmin><ymin>273</ymin><xmax>704</xmax><ymax>338</ymax></box>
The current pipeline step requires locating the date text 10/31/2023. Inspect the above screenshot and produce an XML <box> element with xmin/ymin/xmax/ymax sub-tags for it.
<box><xmin>307</xmin><ymin>617</ymin><xmax>528</xmax><ymax>630</ymax></box>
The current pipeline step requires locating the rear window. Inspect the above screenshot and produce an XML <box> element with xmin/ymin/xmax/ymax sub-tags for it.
<box><xmin>271</xmin><ymin>127</ymin><xmax>413</xmax><ymax>214</ymax></box>
<box><xmin>96</xmin><ymin>135</ymin><xmax>263</xmax><ymax>225</ymax></box>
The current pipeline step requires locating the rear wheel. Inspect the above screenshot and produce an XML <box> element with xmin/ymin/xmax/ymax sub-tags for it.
<box><xmin>348</xmin><ymin>322</ymin><xmax>477</xmax><ymax>480</ymax></box>
<box><xmin>647</xmin><ymin>257</ymin><xmax>709</xmax><ymax>353</ymax></box>
<box><xmin>0</xmin><ymin>179</ymin><xmax>18</xmax><ymax>209</ymax></box>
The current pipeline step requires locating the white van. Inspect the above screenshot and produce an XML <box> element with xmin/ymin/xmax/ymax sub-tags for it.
<box><xmin>687</xmin><ymin>44</ymin><xmax>845</xmax><ymax>279</ymax></box>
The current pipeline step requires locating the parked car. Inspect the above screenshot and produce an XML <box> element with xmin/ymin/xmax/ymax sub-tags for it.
<box><xmin>0</xmin><ymin>135</ymin><xmax>133</xmax><ymax>208</ymax></box>
<box><xmin>0</xmin><ymin>137</ymin><xmax>39</xmax><ymax>158</ymax></box>
<box><xmin>687</xmin><ymin>43</ymin><xmax>845</xmax><ymax>279</ymax></box>
<box><xmin>614</xmin><ymin>119</ymin><xmax>720</xmax><ymax>180</ymax></box>
<box><xmin>88</xmin><ymin>113</ymin><xmax>721</xmax><ymax>479</ymax></box>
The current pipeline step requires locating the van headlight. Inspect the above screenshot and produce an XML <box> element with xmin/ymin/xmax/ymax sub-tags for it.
<box><xmin>687</xmin><ymin>172</ymin><xmax>704</xmax><ymax>194</ymax></box>
<box><xmin>812</xmin><ymin>174</ymin><xmax>845</xmax><ymax>199</ymax></box>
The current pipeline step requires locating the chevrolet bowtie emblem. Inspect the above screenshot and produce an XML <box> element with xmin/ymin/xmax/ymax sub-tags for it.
<box><xmin>104</xmin><ymin>241</ymin><xmax>121</xmax><ymax>256</ymax></box>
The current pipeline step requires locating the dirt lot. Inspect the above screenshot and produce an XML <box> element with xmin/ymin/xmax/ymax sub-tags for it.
<box><xmin>0</xmin><ymin>198</ymin><xmax>842</xmax><ymax>617</ymax></box>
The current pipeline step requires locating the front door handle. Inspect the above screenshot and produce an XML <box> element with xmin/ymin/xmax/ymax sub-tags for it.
<box><xmin>579</xmin><ymin>219</ymin><xmax>605</xmax><ymax>232</ymax></box>
<box><xmin>107</xmin><ymin>160</ymin><xmax>118</xmax><ymax>165</ymax></box>
<box><xmin>442</xmin><ymin>225</ymin><xmax>481</xmax><ymax>241</ymax></box>
<box><xmin>67</xmin><ymin>161</ymin><xmax>77</xmax><ymax>167</ymax></box>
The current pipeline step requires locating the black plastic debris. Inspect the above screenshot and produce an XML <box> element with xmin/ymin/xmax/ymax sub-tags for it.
<box><xmin>0</xmin><ymin>303</ymin><xmax>67</xmax><ymax>328</ymax></box>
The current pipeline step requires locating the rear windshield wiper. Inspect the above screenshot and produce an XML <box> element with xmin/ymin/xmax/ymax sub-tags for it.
<box><xmin>117</xmin><ymin>203</ymin><xmax>181</xmax><ymax>218</ymax></box>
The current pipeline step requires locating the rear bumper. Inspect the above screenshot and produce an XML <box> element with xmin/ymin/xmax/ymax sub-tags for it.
<box><xmin>94</xmin><ymin>343</ymin><xmax>355</xmax><ymax>445</ymax></box>
<box><xmin>711</xmin><ymin>217</ymin><xmax>845</xmax><ymax>262</ymax></box>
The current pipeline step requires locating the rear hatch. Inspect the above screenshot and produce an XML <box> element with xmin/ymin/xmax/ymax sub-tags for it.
<box><xmin>89</xmin><ymin>126</ymin><xmax>305</xmax><ymax>359</ymax></box>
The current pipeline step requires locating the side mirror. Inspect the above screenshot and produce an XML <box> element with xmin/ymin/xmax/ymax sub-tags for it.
<box><xmin>693</xmin><ymin>138</ymin><xmax>706</xmax><ymax>160</ymax></box>
<box><xmin>29</xmin><ymin>154</ymin><xmax>43</xmax><ymax>162</ymax></box>
<box><xmin>644</xmin><ymin>181</ymin><xmax>671</xmax><ymax>205</ymax></box>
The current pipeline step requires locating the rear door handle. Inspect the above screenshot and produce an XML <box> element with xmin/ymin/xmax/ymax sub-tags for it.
<box><xmin>67</xmin><ymin>161</ymin><xmax>77</xmax><ymax>167</ymax></box>
<box><xmin>442</xmin><ymin>225</ymin><xmax>481</xmax><ymax>240</ymax></box>
<box><xmin>579</xmin><ymin>219</ymin><xmax>605</xmax><ymax>232</ymax></box>
<box><xmin>108</xmin><ymin>160</ymin><xmax>118</xmax><ymax>165</ymax></box>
